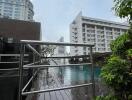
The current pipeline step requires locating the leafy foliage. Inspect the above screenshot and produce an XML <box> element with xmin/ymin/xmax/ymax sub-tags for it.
<box><xmin>95</xmin><ymin>94</ymin><xmax>117</xmax><ymax>100</ymax></box>
<box><xmin>100</xmin><ymin>55</ymin><xmax>132</xmax><ymax>99</ymax></box>
<box><xmin>110</xmin><ymin>33</ymin><xmax>130</xmax><ymax>57</ymax></box>
<box><xmin>96</xmin><ymin>0</ymin><xmax>132</xmax><ymax>100</ymax></box>
<box><xmin>113</xmin><ymin>0</ymin><xmax>132</xmax><ymax>21</ymax></box>
<box><xmin>127</xmin><ymin>49</ymin><xmax>132</xmax><ymax>59</ymax></box>
<box><xmin>100</xmin><ymin>33</ymin><xmax>132</xmax><ymax>100</ymax></box>
<box><xmin>41</xmin><ymin>45</ymin><xmax>56</xmax><ymax>57</ymax></box>
<box><xmin>100</xmin><ymin>32</ymin><xmax>132</xmax><ymax>100</ymax></box>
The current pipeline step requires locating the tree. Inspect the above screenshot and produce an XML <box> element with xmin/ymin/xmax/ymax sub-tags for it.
<box><xmin>114</xmin><ymin>0</ymin><xmax>132</xmax><ymax>40</ymax></box>
<box><xmin>101</xmin><ymin>55</ymin><xmax>132</xmax><ymax>99</ymax></box>
<box><xmin>99</xmin><ymin>33</ymin><xmax>132</xmax><ymax>100</ymax></box>
<box><xmin>40</xmin><ymin>45</ymin><xmax>56</xmax><ymax>64</ymax></box>
<box><xmin>110</xmin><ymin>33</ymin><xmax>131</xmax><ymax>57</ymax></box>
<box><xmin>96</xmin><ymin>0</ymin><xmax>132</xmax><ymax>100</ymax></box>
<box><xmin>113</xmin><ymin>0</ymin><xmax>132</xmax><ymax>22</ymax></box>
<box><xmin>41</xmin><ymin>45</ymin><xmax>56</xmax><ymax>57</ymax></box>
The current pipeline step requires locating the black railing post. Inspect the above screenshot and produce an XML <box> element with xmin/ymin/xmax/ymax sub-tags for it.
<box><xmin>18</xmin><ymin>43</ymin><xmax>25</xmax><ymax>100</ymax></box>
<box><xmin>89</xmin><ymin>46</ymin><xmax>95</xmax><ymax>98</ymax></box>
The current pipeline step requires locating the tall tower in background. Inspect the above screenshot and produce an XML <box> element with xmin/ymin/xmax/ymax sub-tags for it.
<box><xmin>53</xmin><ymin>37</ymin><xmax>68</xmax><ymax>64</ymax></box>
<box><xmin>0</xmin><ymin>0</ymin><xmax>34</xmax><ymax>21</ymax></box>
<box><xmin>54</xmin><ymin>37</ymin><xmax>66</xmax><ymax>57</ymax></box>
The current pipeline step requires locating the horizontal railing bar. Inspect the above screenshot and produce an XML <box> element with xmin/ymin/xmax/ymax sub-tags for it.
<box><xmin>24</xmin><ymin>63</ymin><xmax>92</xmax><ymax>69</ymax></box>
<box><xmin>42</xmin><ymin>55</ymin><xmax>90</xmax><ymax>59</ymax></box>
<box><xmin>23</xmin><ymin>61</ymin><xmax>40</xmax><ymax>66</ymax></box>
<box><xmin>0</xmin><ymin>54</ymin><xmax>29</xmax><ymax>57</ymax></box>
<box><xmin>0</xmin><ymin>61</ymin><xmax>29</xmax><ymax>64</ymax></box>
<box><xmin>21</xmin><ymin>40</ymin><xmax>94</xmax><ymax>47</ymax></box>
<box><xmin>26</xmin><ymin>44</ymin><xmax>41</xmax><ymax>57</ymax></box>
<box><xmin>0</xmin><ymin>75</ymin><xmax>27</xmax><ymax>78</ymax></box>
<box><xmin>0</xmin><ymin>68</ymin><xmax>19</xmax><ymax>71</ymax></box>
<box><xmin>0</xmin><ymin>62</ymin><xmax>19</xmax><ymax>64</ymax></box>
<box><xmin>22</xmin><ymin>69</ymin><xmax>39</xmax><ymax>92</ymax></box>
<box><xmin>0</xmin><ymin>67</ymin><xmax>47</xmax><ymax>71</ymax></box>
<box><xmin>22</xmin><ymin>83</ymin><xmax>92</xmax><ymax>95</ymax></box>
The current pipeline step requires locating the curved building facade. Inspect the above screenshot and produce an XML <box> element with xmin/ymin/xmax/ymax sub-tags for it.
<box><xmin>0</xmin><ymin>0</ymin><xmax>34</xmax><ymax>21</ymax></box>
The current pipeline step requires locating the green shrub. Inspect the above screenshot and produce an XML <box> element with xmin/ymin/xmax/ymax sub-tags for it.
<box><xmin>110</xmin><ymin>33</ymin><xmax>130</xmax><ymax>57</ymax></box>
<box><xmin>95</xmin><ymin>95</ymin><xmax>117</xmax><ymax>100</ymax></box>
<box><xmin>97</xmin><ymin>0</ymin><xmax>132</xmax><ymax>100</ymax></box>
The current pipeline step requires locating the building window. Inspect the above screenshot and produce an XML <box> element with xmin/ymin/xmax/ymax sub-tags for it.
<box><xmin>83</xmin><ymin>52</ymin><xmax>86</xmax><ymax>55</ymax></box>
<box><xmin>91</xmin><ymin>34</ymin><xmax>95</xmax><ymax>37</ymax></box>
<box><xmin>75</xmin><ymin>49</ymin><xmax>78</xmax><ymax>53</ymax></box>
<box><xmin>114</xmin><ymin>28</ymin><xmax>120</xmax><ymax>32</ymax></box>
<box><xmin>83</xmin><ymin>38</ymin><xmax>86</xmax><ymax>41</ymax></box>
<box><xmin>83</xmin><ymin>29</ymin><xmax>85</xmax><ymax>32</ymax></box>
<box><xmin>106</xmin><ymin>27</ymin><xmax>112</xmax><ymax>31</ymax></box>
<box><xmin>87</xmin><ymin>39</ymin><xmax>90</xmax><ymax>41</ymax></box>
<box><xmin>83</xmin><ymin>47</ymin><xmax>86</xmax><ymax>51</ymax></box>
<box><xmin>115</xmin><ymin>32</ymin><xmax>120</xmax><ymax>35</ymax></box>
<box><xmin>75</xmin><ymin>41</ymin><xmax>78</xmax><ymax>43</ymax></box>
<box><xmin>74</xmin><ymin>28</ymin><xmax>77</xmax><ymax>31</ymax></box>
<box><xmin>83</xmin><ymin>33</ymin><xmax>85</xmax><ymax>37</ymax></box>
<box><xmin>82</xmin><ymin>23</ymin><xmax>85</xmax><ymax>27</ymax></box>
<box><xmin>87</xmin><ymin>24</ymin><xmax>95</xmax><ymax>29</ymax></box>
<box><xmin>87</xmin><ymin>34</ymin><xmax>90</xmax><ymax>37</ymax></box>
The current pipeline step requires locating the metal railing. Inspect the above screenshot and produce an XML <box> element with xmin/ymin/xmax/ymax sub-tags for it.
<box><xmin>0</xmin><ymin>54</ymin><xmax>29</xmax><ymax>78</ymax></box>
<box><xmin>18</xmin><ymin>40</ymin><xmax>95</xmax><ymax>100</ymax></box>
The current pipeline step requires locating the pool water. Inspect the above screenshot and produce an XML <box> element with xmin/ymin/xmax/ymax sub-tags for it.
<box><xmin>37</xmin><ymin>65</ymin><xmax>107</xmax><ymax>100</ymax></box>
<box><xmin>53</xmin><ymin>65</ymin><xmax>101</xmax><ymax>85</ymax></box>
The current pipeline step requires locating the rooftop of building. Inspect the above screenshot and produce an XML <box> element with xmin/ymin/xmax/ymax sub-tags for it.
<box><xmin>71</xmin><ymin>12</ymin><xmax>129</xmax><ymax>27</ymax></box>
<box><xmin>82</xmin><ymin>16</ymin><xmax>129</xmax><ymax>27</ymax></box>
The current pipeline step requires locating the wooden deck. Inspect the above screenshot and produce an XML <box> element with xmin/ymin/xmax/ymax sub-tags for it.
<box><xmin>35</xmin><ymin>68</ymin><xmax>93</xmax><ymax>100</ymax></box>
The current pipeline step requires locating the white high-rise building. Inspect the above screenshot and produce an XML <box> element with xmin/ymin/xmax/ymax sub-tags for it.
<box><xmin>70</xmin><ymin>12</ymin><xmax>129</xmax><ymax>56</ymax></box>
<box><xmin>0</xmin><ymin>0</ymin><xmax>34</xmax><ymax>21</ymax></box>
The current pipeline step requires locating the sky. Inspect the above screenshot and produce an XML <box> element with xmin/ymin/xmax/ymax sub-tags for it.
<box><xmin>31</xmin><ymin>0</ymin><xmax>126</xmax><ymax>42</ymax></box>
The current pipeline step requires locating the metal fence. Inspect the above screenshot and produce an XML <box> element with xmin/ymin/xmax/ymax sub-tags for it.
<box><xmin>18</xmin><ymin>40</ymin><xmax>95</xmax><ymax>100</ymax></box>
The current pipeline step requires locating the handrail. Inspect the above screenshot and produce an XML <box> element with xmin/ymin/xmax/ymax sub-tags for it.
<box><xmin>22</xmin><ymin>83</ymin><xmax>93</xmax><ymax>95</ymax></box>
<box><xmin>24</xmin><ymin>63</ymin><xmax>92</xmax><ymax>68</ymax></box>
<box><xmin>0</xmin><ymin>61</ymin><xmax>19</xmax><ymax>64</ymax></box>
<box><xmin>21</xmin><ymin>40</ymin><xmax>94</xmax><ymax>47</ymax></box>
<box><xmin>42</xmin><ymin>54</ymin><xmax>90</xmax><ymax>59</ymax></box>
<box><xmin>0</xmin><ymin>68</ymin><xmax>19</xmax><ymax>71</ymax></box>
<box><xmin>0</xmin><ymin>54</ymin><xmax>29</xmax><ymax>57</ymax></box>
<box><xmin>0</xmin><ymin>74</ymin><xmax>27</xmax><ymax>78</ymax></box>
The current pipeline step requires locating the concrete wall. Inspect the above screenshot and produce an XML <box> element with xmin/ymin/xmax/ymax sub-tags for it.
<box><xmin>0</xmin><ymin>18</ymin><xmax>41</xmax><ymax>40</ymax></box>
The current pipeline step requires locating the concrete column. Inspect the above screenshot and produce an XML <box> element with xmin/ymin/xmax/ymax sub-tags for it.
<box><xmin>95</xmin><ymin>26</ymin><xmax>98</xmax><ymax>52</ymax></box>
<box><xmin>104</xmin><ymin>27</ymin><xmax>107</xmax><ymax>52</ymax></box>
<box><xmin>112</xmin><ymin>28</ymin><xmax>115</xmax><ymax>40</ymax></box>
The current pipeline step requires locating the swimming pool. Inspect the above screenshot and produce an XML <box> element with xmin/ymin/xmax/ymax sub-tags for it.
<box><xmin>53</xmin><ymin>65</ymin><xmax>101</xmax><ymax>85</ymax></box>
<box><xmin>36</xmin><ymin>65</ymin><xmax>108</xmax><ymax>100</ymax></box>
